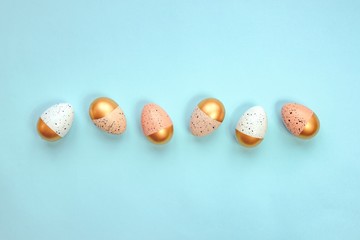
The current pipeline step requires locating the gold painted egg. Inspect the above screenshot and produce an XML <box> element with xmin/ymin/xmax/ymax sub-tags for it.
<box><xmin>37</xmin><ymin>103</ymin><xmax>74</xmax><ymax>142</ymax></box>
<box><xmin>89</xmin><ymin>97</ymin><xmax>127</xmax><ymax>135</ymax></box>
<box><xmin>189</xmin><ymin>98</ymin><xmax>225</xmax><ymax>137</ymax></box>
<box><xmin>281</xmin><ymin>103</ymin><xmax>320</xmax><ymax>139</ymax></box>
<box><xmin>141</xmin><ymin>103</ymin><xmax>173</xmax><ymax>144</ymax></box>
<box><xmin>235</xmin><ymin>106</ymin><xmax>267</xmax><ymax>148</ymax></box>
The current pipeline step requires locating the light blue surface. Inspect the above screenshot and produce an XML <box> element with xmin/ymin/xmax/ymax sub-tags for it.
<box><xmin>1</xmin><ymin>0</ymin><xmax>360</xmax><ymax>239</ymax></box>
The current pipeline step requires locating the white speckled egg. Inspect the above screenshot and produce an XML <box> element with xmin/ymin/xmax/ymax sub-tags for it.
<box><xmin>37</xmin><ymin>103</ymin><xmax>74</xmax><ymax>141</ymax></box>
<box><xmin>235</xmin><ymin>106</ymin><xmax>267</xmax><ymax>147</ymax></box>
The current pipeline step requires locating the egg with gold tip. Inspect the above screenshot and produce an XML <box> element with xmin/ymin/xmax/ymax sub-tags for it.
<box><xmin>141</xmin><ymin>103</ymin><xmax>173</xmax><ymax>144</ymax></box>
<box><xmin>37</xmin><ymin>103</ymin><xmax>74</xmax><ymax>142</ymax></box>
<box><xmin>235</xmin><ymin>106</ymin><xmax>267</xmax><ymax>147</ymax></box>
<box><xmin>281</xmin><ymin>103</ymin><xmax>320</xmax><ymax>139</ymax></box>
<box><xmin>89</xmin><ymin>97</ymin><xmax>127</xmax><ymax>135</ymax></box>
<box><xmin>189</xmin><ymin>98</ymin><xmax>225</xmax><ymax>137</ymax></box>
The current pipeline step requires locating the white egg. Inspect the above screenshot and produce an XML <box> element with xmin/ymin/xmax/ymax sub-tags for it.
<box><xmin>37</xmin><ymin>103</ymin><xmax>74</xmax><ymax>141</ymax></box>
<box><xmin>235</xmin><ymin>106</ymin><xmax>267</xmax><ymax>147</ymax></box>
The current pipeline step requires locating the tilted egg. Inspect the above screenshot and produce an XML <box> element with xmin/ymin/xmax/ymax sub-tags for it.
<box><xmin>89</xmin><ymin>97</ymin><xmax>126</xmax><ymax>135</ymax></box>
<box><xmin>189</xmin><ymin>98</ymin><xmax>225</xmax><ymax>137</ymax></box>
<box><xmin>37</xmin><ymin>103</ymin><xmax>74</xmax><ymax>141</ymax></box>
<box><xmin>281</xmin><ymin>103</ymin><xmax>320</xmax><ymax>139</ymax></box>
<box><xmin>235</xmin><ymin>106</ymin><xmax>268</xmax><ymax>147</ymax></box>
<box><xmin>141</xmin><ymin>103</ymin><xmax>173</xmax><ymax>144</ymax></box>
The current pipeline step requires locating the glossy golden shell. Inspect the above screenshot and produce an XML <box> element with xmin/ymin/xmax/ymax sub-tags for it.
<box><xmin>198</xmin><ymin>98</ymin><xmax>225</xmax><ymax>122</ymax></box>
<box><xmin>147</xmin><ymin>126</ymin><xmax>174</xmax><ymax>145</ymax></box>
<box><xmin>89</xmin><ymin>97</ymin><xmax>118</xmax><ymax>120</ymax></box>
<box><xmin>299</xmin><ymin>113</ymin><xmax>320</xmax><ymax>139</ymax></box>
<box><xmin>235</xmin><ymin>130</ymin><xmax>263</xmax><ymax>148</ymax></box>
<box><xmin>37</xmin><ymin>118</ymin><xmax>61</xmax><ymax>142</ymax></box>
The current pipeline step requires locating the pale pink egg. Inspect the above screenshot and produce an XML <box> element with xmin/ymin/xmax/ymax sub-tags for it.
<box><xmin>281</xmin><ymin>103</ymin><xmax>320</xmax><ymax>139</ymax></box>
<box><xmin>141</xmin><ymin>103</ymin><xmax>173</xmax><ymax>144</ymax></box>
<box><xmin>189</xmin><ymin>98</ymin><xmax>225</xmax><ymax>137</ymax></box>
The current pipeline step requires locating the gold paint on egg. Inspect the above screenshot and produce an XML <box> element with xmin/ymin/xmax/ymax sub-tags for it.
<box><xmin>147</xmin><ymin>126</ymin><xmax>174</xmax><ymax>145</ymax></box>
<box><xmin>89</xmin><ymin>97</ymin><xmax>118</xmax><ymax>120</ymax></box>
<box><xmin>298</xmin><ymin>113</ymin><xmax>320</xmax><ymax>139</ymax></box>
<box><xmin>37</xmin><ymin>118</ymin><xmax>61</xmax><ymax>142</ymax></box>
<box><xmin>198</xmin><ymin>98</ymin><xmax>225</xmax><ymax>122</ymax></box>
<box><xmin>235</xmin><ymin>130</ymin><xmax>263</xmax><ymax>148</ymax></box>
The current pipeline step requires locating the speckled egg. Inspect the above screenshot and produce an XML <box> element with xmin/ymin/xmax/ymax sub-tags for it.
<box><xmin>235</xmin><ymin>106</ymin><xmax>267</xmax><ymax>147</ymax></box>
<box><xmin>37</xmin><ymin>103</ymin><xmax>74</xmax><ymax>142</ymax></box>
<box><xmin>141</xmin><ymin>103</ymin><xmax>173</xmax><ymax>144</ymax></box>
<box><xmin>281</xmin><ymin>103</ymin><xmax>320</xmax><ymax>139</ymax></box>
<box><xmin>89</xmin><ymin>97</ymin><xmax>126</xmax><ymax>135</ymax></box>
<box><xmin>189</xmin><ymin>98</ymin><xmax>225</xmax><ymax>137</ymax></box>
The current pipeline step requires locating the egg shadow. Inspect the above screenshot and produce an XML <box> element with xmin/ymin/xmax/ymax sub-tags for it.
<box><xmin>184</xmin><ymin>94</ymin><xmax>226</xmax><ymax>144</ymax></box>
<box><xmin>30</xmin><ymin>99</ymin><xmax>73</xmax><ymax>149</ymax></box>
<box><xmin>82</xmin><ymin>93</ymin><xmax>127</xmax><ymax>144</ymax></box>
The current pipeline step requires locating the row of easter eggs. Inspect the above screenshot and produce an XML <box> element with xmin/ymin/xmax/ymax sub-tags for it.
<box><xmin>37</xmin><ymin>97</ymin><xmax>320</xmax><ymax>147</ymax></box>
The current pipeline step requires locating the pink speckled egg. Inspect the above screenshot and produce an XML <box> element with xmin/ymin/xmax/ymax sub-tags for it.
<box><xmin>281</xmin><ymin>103</ymin><xmax>320</xmax><ymax>139</ymax></box>
<box><xmin>141</xmin><ymin>103</ymin><xmax>173</xmax><ymax>144</ymax></box>
<box><xmin>89</xmin><ymin>97</ymin><xmax>127</xmax><ymax>135</ymax></box>
<box><xmin>189</xmin><ymin>98</ymin><xmax>225</xmax><ymax>137</ymax></box>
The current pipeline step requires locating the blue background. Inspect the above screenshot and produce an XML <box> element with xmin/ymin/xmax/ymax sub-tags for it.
<box><xmin>1</xmin><ymin>0</ymin><xmax>360</xmax><ymax>239</ymax></box>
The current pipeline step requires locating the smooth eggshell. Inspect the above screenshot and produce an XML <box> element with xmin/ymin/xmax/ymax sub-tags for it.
<box><xmin>141</xmin><ymin>103</ymin><xmax>173</xmax><ymax>136</ymax></box>
<box><xmin>40</xmin><ymin>103</ymin><xmax>74</xmax><ymax>138</ymax></box>
<box><xmin>236</xmin><ymin>106</ymin><xmax>267</xmax><ymax>139</ymax></box>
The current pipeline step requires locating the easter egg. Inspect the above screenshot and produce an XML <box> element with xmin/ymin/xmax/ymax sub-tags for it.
<box><xmin>141</xmin><ymin>103</ymin><xmax>173</xmax><ymax>144</ymax></box>
<box><xmin>89</xmin><ymin>97</ymin><xmax>126</xmax><ymax>135</ymax></box>
<box><xmin>281</xmin><ymin>103</ymin><xmax>320</xmax><ymax>139</ymax></box>
<box><xmin>37</xmin><ymin>103</ymin><xmax>74</xmax><ymax>142</ymax></box>
<box><xmin>235</xmin><ymin>106</ymin><xmax>267</xmax><ymax>147</ymax></box>
<box><xmin>189</xmin><ymin>98</ymin><xmax>225</xmax><ymax>137</ymax></box>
